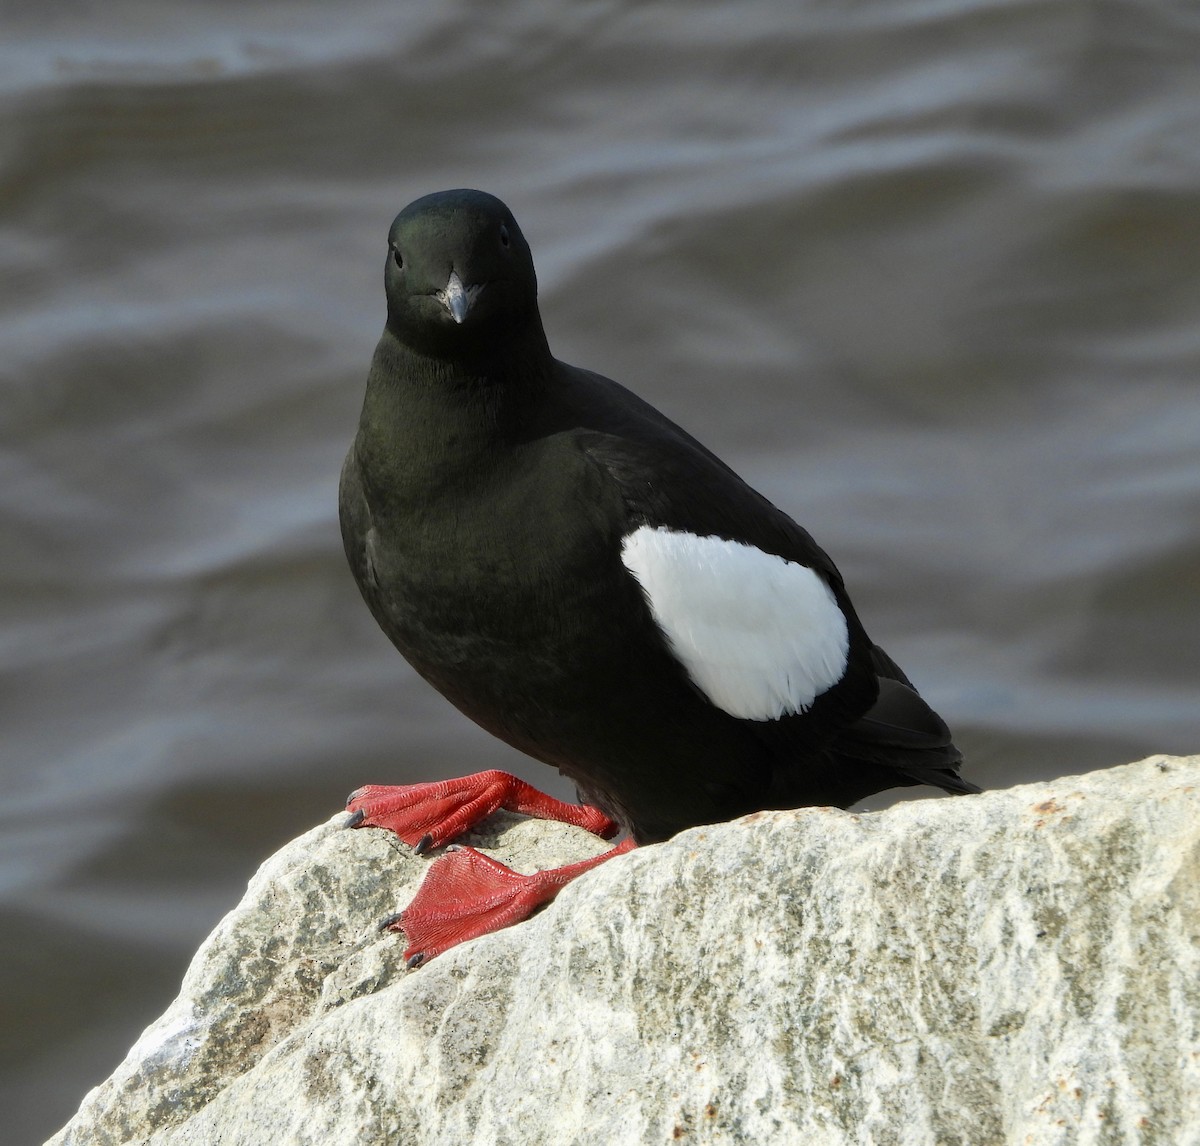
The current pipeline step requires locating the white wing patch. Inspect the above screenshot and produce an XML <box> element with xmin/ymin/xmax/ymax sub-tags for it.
<box><xmin>620</xmin><ymin>525</ymin><xmax>849</xmax><ymax>721</ymax></box>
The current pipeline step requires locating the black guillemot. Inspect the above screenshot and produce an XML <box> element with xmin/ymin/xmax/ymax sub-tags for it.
<box><xmin>340</xmin><ymin>189</ymin><xmax>977</xmax><ymax>966</ymax></box>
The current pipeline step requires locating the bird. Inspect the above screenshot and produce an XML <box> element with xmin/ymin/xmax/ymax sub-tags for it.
<box><xmin>340</xmin><ymin>188</ymin><xmax>977</xmax><ymax>967</ymax></box>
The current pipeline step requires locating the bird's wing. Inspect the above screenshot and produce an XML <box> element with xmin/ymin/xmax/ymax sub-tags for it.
<box><xmin>558</xmin><ymin>366</ymin><xmax>971</xmax><ymax>799</ymax></box>
<box><xmin>557</xmin><ymin>366</ymin><xmax>880</xmax><ymax>736</ymax></box>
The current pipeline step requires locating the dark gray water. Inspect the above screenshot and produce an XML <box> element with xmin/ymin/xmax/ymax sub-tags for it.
<box><xmin>4</xmin><ymin>2</ymin><xmax>1199</xmax><ymax>1140</ymax></box>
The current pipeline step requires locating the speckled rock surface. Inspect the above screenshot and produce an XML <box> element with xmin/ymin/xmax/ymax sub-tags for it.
<box><xmin>47</xmin><ymin>756</ymin><xmax>1200</xmax><ymax>1146</ymax></box>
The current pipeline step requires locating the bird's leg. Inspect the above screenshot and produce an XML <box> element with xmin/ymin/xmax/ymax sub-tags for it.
<box><xmin>345</xmin><ymin>769</ymin><xmax>618</xmax><ymax>852</ymax></box>
<box><xmin>388</xmin><ymin>837</ymin><xmax>638</xmax><ymax>966</ymax></box>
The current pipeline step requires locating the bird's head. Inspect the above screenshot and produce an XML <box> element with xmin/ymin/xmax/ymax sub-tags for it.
<box><xmin>383</xmin><ymin>189</ymin><xmax>540</xmax><ymax>359</ymax></box>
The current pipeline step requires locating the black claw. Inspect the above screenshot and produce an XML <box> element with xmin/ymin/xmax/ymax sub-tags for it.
<box><xmin>378</xmin><ymin>912</ymin><xmax>404</xmax><ymax>932</ymax></box>
<box><xmin>345</xmin><ymin>808</ymin><xmax>366</xmax><ymax>828</ymax></box>
<box><xmin>406</xmin><ymin>951</ymin><xmax>426</xmax><ymax>969</ymax></box>
<box><xmin>413</xmin><ymin>834</ymin><xmax>434</xmax><ymax>855</ymax></box>
<box><xmin>345</xmin><ymin>787</ymin><xmax>364</xmax><ymax>808</ymax></box>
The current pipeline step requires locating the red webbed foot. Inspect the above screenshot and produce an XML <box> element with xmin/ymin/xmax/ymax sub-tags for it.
<box><xmin>387</xmin><ymin>837</ymin><xmax>637</xmax><ymax>966</ymax></box>
<box><xmin>345</xmin><ymin>769</ymin><xmax>617</xmax><ymax>852</ymax></box>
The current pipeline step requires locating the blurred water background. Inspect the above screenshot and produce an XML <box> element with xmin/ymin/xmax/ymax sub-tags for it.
<box><xmin>3</xmin><ymin>1</ymin><xmax>1199</xmax><ymax>1140</ymax></box>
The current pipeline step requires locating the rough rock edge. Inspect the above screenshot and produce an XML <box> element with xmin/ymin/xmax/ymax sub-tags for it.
<box><xmin>47</xmin><ymin>809</ymin><xmax>610</xmax><ymax>1146</ymax></box>
<box><xmin>47</xmin><ymin>756</ymin><xmax>1200</xmax><ymax>1146</ymax></box>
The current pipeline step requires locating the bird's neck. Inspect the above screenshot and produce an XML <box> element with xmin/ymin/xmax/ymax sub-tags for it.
<box><xmin>354</xmin><ymin>325</ymin><xmax>556</xmax><ymax>504</ymax></box>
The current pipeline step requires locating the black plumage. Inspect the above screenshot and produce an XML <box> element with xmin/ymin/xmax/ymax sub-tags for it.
<box><xmin>340</xmin><ymin>188</ymin><xmax>976</xmax><ymax>849</ymax></box>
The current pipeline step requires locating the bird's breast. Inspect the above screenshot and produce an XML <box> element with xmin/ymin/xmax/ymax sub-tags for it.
<box><xmin>355</xmin><ymin>452</ymin><xmax>630</xmax><ymax>684</ymax></box>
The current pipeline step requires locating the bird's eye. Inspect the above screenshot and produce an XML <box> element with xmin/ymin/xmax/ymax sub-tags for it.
<box><xmin>390</xmin><ymin>244</ymin><xmax>403</xmax><ymax>269</ymax></box>
<box><xmin>499</xmin><ymin>225</ymin><xmax>510</xmax><ymax>249</ymax></box>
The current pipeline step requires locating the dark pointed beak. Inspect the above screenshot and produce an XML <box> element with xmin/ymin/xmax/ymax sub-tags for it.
<box><xmin>437</xmin><ymin>271</ymin><xmax>472</xmax><ymax>324</ymax></box>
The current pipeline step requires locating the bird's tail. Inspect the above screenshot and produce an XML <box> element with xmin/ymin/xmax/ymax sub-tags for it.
<box><xmin>831</xmin><ymin>645</ymin><xmax>981</xmax><ymax>796</ymax></box>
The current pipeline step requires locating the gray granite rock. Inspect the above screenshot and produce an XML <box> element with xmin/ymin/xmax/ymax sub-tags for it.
<box><xmin>47</xmin><ymin>756</ymin><xmax>1200</xmax><ymax>1146</ymax></box>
